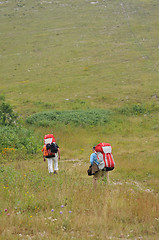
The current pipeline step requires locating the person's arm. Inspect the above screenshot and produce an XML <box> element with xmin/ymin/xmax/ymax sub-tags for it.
<box><xmin>42</xmin><ymin>147</ymin><xmax>46</xmax><ymax>161</ymax></box>
<box><xmin>90</xmin><ymin>153</ymin><xmax>94</xmax><ymax>166</ymax></box>
<box><xmin>43</xmin><ymin>152</ymin><xmax>46</xmax><ymax>161</ymax></box>
<box><xmin>57</xmin><ymin>148</ymin><xmax>60</xmax><ymax>160</ymax></box>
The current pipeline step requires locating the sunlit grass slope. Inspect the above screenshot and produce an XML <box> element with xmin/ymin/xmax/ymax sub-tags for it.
<box><xmin>0</xmin><ymin>0</ymin><xmax>158</xmax><ymax>115</ymax></box>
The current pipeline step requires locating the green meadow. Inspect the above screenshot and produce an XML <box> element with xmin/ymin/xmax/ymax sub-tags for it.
<box><xmin>0</xmin><ymin>0</ymin><xmax>159</xmax><ymax>239</ymax></box>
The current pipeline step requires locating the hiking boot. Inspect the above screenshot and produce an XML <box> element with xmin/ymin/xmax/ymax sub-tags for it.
<box><xmin>54</xmin><ymin>171</ymin><xmax>58</xmax><ymax>175</ymax></box>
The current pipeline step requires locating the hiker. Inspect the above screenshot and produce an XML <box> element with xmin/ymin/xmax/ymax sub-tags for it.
<box><xmin>90</xmin><ymin>145</ymin><xmax>111</xmax><ymax>189</ymax></box>
<box><xmin>42</xmin><ymin>134</ymin><xmax>61</xmax><ymax>174</ymax></box>
<box><xmin>90</xmin><ymin>147</ymin><xmax>105</xmax><ymax>189</ymax></box>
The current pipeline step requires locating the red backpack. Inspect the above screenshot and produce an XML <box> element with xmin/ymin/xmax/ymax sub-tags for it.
<box><xmin>44</xmin><ymin>134</ymin><xmax>56</xmax><ymax>144</ymax></box>
<box><xmin>44</xmin><ymin>134</ymin><xmax>56</xmax><ymax>158</ymax></box>
<box><xmin>95</xmin><ymin>143</ymin><xmax>115</xmax><ymax>170</ymax></box>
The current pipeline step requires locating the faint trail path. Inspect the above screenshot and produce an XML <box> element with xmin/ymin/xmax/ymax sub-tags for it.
<box><xmin>60</xmin><ymin>159</ymin><xmax>156</xmax><ymax>194</ymax></box>
<box><xmin>112</xmin><ymin>180</ymin><xmax>156</xmax><ymax>194</ymax></box>
<box><xmin>60</xmin><ymin>159</ymin><xmax>81</xmax><ymax>162</ymax></box>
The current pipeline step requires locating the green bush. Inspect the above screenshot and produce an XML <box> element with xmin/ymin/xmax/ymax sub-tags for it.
<box><xmin>0</xmin><ymin>101</ymin><xmax>18</xmax><ymax>126</ymax></box>
<box><xmin>0</xmin><ymin>126</ymin><xmax>39</xmax><ymax>154</ymax></box>
<box><xmin>118</xmin><ymin>103</ymin><xmax>159</xmax><ymax>116</ymax></box>
<box><xmin>0</xmin><ymin>100</ymin><xmax>39</xmax><ymax>156</ymax></box>
<box><xmin>26</xmin><ymin>109</ymin><xmax>112</xmax><ymax>127</ymax></box>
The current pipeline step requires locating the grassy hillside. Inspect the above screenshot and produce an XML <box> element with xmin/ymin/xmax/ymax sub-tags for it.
<box><xmin>1</xmin><ymin>0</ymin><xmax>159</xmax><ymax>114</ymax></box>
<box><xmin>0</xmin><ymin>0</ymin><xmax>159</xmax><ymax>239</ymax></box>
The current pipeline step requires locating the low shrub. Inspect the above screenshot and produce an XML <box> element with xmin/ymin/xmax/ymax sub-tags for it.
<box><xmin>0</xmin><ymin>126</ymin><xmax>39</xmax><ymax>154</ymax></box>
<box><xmin>0</xmin><ymin>100</ymin><xmax>40</xmax><ymax>156</ymax></box>
<box><xmin>118</xmin><ymin>102</ymin><xmax>159</xmax><ymax>116</ymax></box>
<box><xmin>26</xmin><ymin>109</ymin><xmax>112</xmax><ymax>127</ymax></box>
<box><xmin>0</xmin><ymin>101</ymin><xmax>18</xmax><ymax>126</ymax></box>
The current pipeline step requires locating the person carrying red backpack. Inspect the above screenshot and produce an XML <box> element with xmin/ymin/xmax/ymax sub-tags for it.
<box><xmin>89</xmin><ymin>143</ymin><xmax>115</xmax><ymax>188</ymax></box>
<box><xmin>42</xmin><ymin>134</ymin><xmax>61</xmax><ymax>175</ymax></box>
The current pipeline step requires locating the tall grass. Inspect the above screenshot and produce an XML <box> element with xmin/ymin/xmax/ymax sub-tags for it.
<box><xmin>0</xmin><ymin>161</ymin><xmax>158</xmax><ymax>240</ymax></box>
